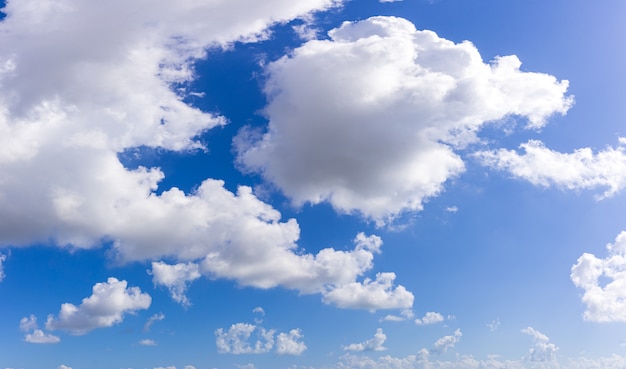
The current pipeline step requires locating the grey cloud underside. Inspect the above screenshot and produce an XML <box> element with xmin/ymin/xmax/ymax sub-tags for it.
<box><xmin>236</xmin><ymin>16</ymin><xmax>573</xmax><ymax>223</ymax></box>
<box><xmin>0</xmin><ymin>2</ymin><xmax>573</xmax><ymax>311</ymax></box>
<box><xmin>0</xmin><ymin>0</ymin><xmax>412</xmax><ymax>311</ymax></box>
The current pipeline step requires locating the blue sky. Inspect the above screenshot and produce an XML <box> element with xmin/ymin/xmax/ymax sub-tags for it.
<box><xmin>1</xmin><ymin>0</ymin><xmax>626</xmax><ymax>368</ymax></box>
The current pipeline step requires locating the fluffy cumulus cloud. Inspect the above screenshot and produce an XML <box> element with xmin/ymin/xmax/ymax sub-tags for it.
<box><xmin>344</xmin><ymin>328</ymin><xmax>387</xmax><ymax>352</ymax></box>
<box><xmin>322</xmin><ymin>272</ymin><xmax>414</xmax><ymax>311</ymax></box>
<box><xmin>415</xmin><ymin>312</ymin><xmax>445</xmax><ymax>326</ymax></box>
<box><xmin>215</xmin><ymin>323</ymin><xmax>306</xmax><ymax>355</ymax></box>
<box><xmin>571</xmin><ymin>231</ymin><xmax>626</xmax><ymax>322</ymax></box>
<box><xmin>45</xmin><ymin>278</ymin><xmax>151</xmax><ymax>335</ymax></box>
<box><xmin>236</xmin><ymin>16</ymin><xmax>572</xmax><ymax>223</ymax></box>
<box><xmin>0</xmin><ymin>0</ymin><xmax>412</xmax><ymax>312</ymax></box>
<box><xmin>476</xmin><ymin>139</ymin><xmax>626</xmax><ymax>199</ymax></box>
<box><xmin>275</xmin><ymin>329</ymin><xmax>308</xmax><ymax>355</ymax></box>
<box><xmin>522</xmin><ymin>327</ymin><xmax>558</xmax><ymax>362</ymax></box>
<box><xmin>149</xmin><ymin>232</ymin><xmax>412</xmax><ymax>311</ymax></box>
<box><xmin>432</xmin><ymin>329</ymin><xmax>462</xmax><ymax>354</ymax></box>
<box><xmin>0</xmin><ymin>0</ymin><xmax>342</xmax><ymax>251</ymax></box>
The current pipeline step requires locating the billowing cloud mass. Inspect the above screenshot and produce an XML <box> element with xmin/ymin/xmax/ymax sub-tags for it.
<box><xmin>522</xmin><ymin>327</ymin><xmax>558</xmax><ymax>362</ymax></box>
<box><xmin>46</xmin><ymin>278</ymin><xmax>151</xmax><ymax>334</ymax></box>
<box><xmin>215</xmin><ymin>323</ymin><xmax>306</xmax><ymax>355</ymax></box>
<box><xmin>415</xmin><ymin>312</ymin><xmax>444</xmax><ymax>325</ymax></box>
<box><xmin>0</xmin><ymin>0</ymin><xmax>413</xmax><ymax>313</ymax></box>
<box><xmin>0</xmin><ymin>0</ymin><xmax>342</xmax><ymax>252</ymax></box>
<box><xmin>236</xmin><ymin>16</ymin><xmax>572</xmax><ymax>223</ymax></box>
<box><xmin>571</xmin><ymin>231</ymin><xmax>626</xmax><ymax>322</ymax></box>
<box><xmin>344</xmin><ymin>328</ymin><xmax>387</xmax><ymax>352</ymax></box>
<box><xmin>476</xmin><ymin>139</ymin><xmax>626</xmax><ymax>198</ymax></box>
<box><xmin>153</xmin><ymin>233</ymin><xmax>412</xmax><ymax>311</ymax></box>
<box><xmin>432</xmin><ymin>329</ymin><xmax>462</xmax><ymax>354</ymax></box>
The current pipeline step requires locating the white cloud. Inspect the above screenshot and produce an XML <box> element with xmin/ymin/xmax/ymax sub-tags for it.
<box><xmin>487</xmin><ymin>318</ymin><xmax>501</xmax><ymax>332</ymax></box>
<box><xmin>432</xmin><ymin>329</ymin><xmax>462</xmax><ymax>354</ymax></box>
<box><xmin>476</xmin><ymin>139</ymin><xmax>626</xmax><ymax>199</ymax></box>
<box><xmin>144</xmin><ymin>312</ymin><xmax>165</xmax><ymax>332</ymax></box>
<box><xmin>150</xmin><ymin>262</ymin><xmax>200</xmax><ymax>307</ymax></box>
<box><xmin>19</xmin><ymin>314</ymin><xmax>37</xmax><ymax>332</ymax></box>
<box><xmin>322</xmin><ymin>272</ymin><xmax>414</xmax><ymax>311</ymax></box>
<box><xmin>275</xmin><ymin>329</ymin><xmax>307</xmax><ymax>355</ymax></box>
<box><xmin>139</xmin><ymin>339</ymin><xmax>157</xmax><ymax>346</ymax></box>
<box><xmin>20</xmin><ymin>315</ymin><xmax>60</xmax><ymax>344</ymax></box>
<box><xmin>415</xmin><ymin>312</ymin><xmax>445</xmax><ymax>326</ymax></box>
<box><xmin>215</xmin><ymin>323</ymin><xmax>307</xmax><ymax>355</ymax></box>
<box><xmin>236</xmin><ymin>16</ymin><xmax>572</xmax><ymax>224</ymax></box>
<box><xmin>215</xmin><ymin>323</ymin><xmax>275</xmax><ymax>354</ymax></box>
<box><xmin>0</xmin><ymin>253</ymin><xmax>5</xmax><ymax>282</ymax></box>
<box><xmin>58</xmin><ymin>365</ymin><xmax>72</xmax><ymax>369</ymax></box>
<box><xmin>522</xmin><ymin>327</ymin><xmax>558</xmax><ymax>362</ymax></box>
<box><xmin>571</xmin><ymin>231</ymin><xmax>626</xmax><ymax>322</ymax></box>
<box><xmin>24</xmin><ymin>329</ymin><xmax>61</xmax><ymax>344</ymax></box>
<box><xmin>344</xmin><ymin>328</ymin><xmax>387</xmax><ymax>352</ymax></box>
<box><xmin>0</xmin><ymin>0</ymin><xmax>375</xmax><ymax>307</ymax></box>
<box><xmin>46</xmin><ymin>277</ymin><xmax>151</xmax><ymax>335</ymax></box>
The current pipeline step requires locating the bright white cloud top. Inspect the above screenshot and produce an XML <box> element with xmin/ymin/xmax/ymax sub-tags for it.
<box><xmin>45</xmin><ymin>278</ymin><xmax>151</xmax><ymax>335</ymax></box>
<box><xmin>571</xmin><ymin>231</ymin><xmax>626</xmax><ymax>322</ymax></box>
<box><xmin>236</xmin><ymin>16</ymin><xmax>572</xmax><ymax>223</ymax></box>
<box><xmin>1</xmin><ymin>0</ymin><xmax>625</xmax><ymax>368</ymax></box>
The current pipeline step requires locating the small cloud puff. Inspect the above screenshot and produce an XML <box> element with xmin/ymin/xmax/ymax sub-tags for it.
<box><xmin>215</xmin><ymin>323</ymin><xmax>306</xmax><ymax>356</ymax></box>
<box><xmin>46</xmin><ymin>277</ymin><xmax>151</xmax><ymax>335</ymax></box>
<box><xmin>343</xmin><ymin>328</ymin><xmax>387</xmax><ymax>352</ymax></box>
<box><xmin>571</xmin><ymin>231</ymin><xmax>626</xmax><ymax>322</ymax></box>
<box><xmin>415</xmin><ymin>312</ymin><xmax>445</xmax><ymax>326</ymax></box>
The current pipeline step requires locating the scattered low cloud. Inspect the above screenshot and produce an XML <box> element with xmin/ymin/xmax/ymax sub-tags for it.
<box><xmin>144</xmin><ymin>312</ymin><xmax>165</xmax><ymax>332</ymax></box>
<box><xmin>432</xmin><ymin>329</ymin><xmax>462</xmax><ymax>354</ymax></box>
<box><xmin>476</xmin><ymin>139</ymin><xmax>626</xmax><ymax>199</ymax></box>
<box><xmin>322</xmin><ymin>272</ymin><xmax>414</xmax><ymax>311</ymax></box>
<box><xmin>24</xmin><ymin>329</ymin><xmax>61</xmax><ymax>344</ymax></box>
<box><xmin>487</xmin><ymin>318</ymin><xmax>501</xmax><ymax>331</ymax></box>
<box><xmin>415</xmin><ymin>312</ymin><xmax>445</xmax><ymax>326</ymax></box>
<box><xmin>57</xmin><ymin>365</ymin><xmax>72</xmax><ymax>369</ymax></box>
<box><xmin>571</xmin><ymin>231</ymin><xmax>626</xmax><ymax>322</ymax></box>
<box><xmin>215</xmin><ymin>323</ymin><xmax>306</xmax><ymax>356</ymax></box>
<box><xmin>522</xmin><ymin>327</ymin><xmax>558</xmax><ymax>362</ymax></box>
<box><xmin>237</xmin><ymin>16</ymin><xmax>572</xmax><ymax>224</ymax></box>
<box><xmin>0</xmin><ymin>253</ymin><xmax>5</xmax><ymax>282</ymax></box>
<box><xmin>275</xmin><ymin>329</ymin><xmax>308</xmax><ymax>355</ymax></box>
<box><xmin>139</xmin><ymin>339</ymin><xmax>157</xmax><ymax>346</ymax></box>
<box><xmin>46</xmin><ymin>277</ymin><xmax>151</xmax><ymax>335</ymax></box>
<box><xmin>344</xmin><ymin>328</ymin><xmax>387</xmax><ymax>352</ymax></box>
<box><xmin>19</xmin><ymin>315</ymin><xmax>60</xmax><ymax>344</ymax></box>
<box><xmin>150</xmin><ymin>262</ymin><xmax>201</xmax><ymax>307</ymax></box>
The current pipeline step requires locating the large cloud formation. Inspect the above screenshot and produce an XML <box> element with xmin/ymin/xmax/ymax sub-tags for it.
<box><xmin>236</xmin><ymin>16</ymin><xmax>573</xmax><ymax>223</ymax></box>
<box><xmin>0</xmin><ymin>0</ymin><xmax>414</xmax><ymax>311</ymax></box>
<box><xmin>0</xmin><ymin>0</ymin><xmax>340</xmax><ymax>253</ymax></box>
